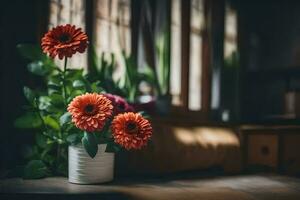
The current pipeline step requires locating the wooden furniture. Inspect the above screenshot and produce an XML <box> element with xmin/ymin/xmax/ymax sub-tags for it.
<box><xmin>240</xmin><ymin>125</ymin><xmax>300</xmax><ymax>175</ymax></box>
<box><xmin>119</xmin><ymin>120</ymin><xmax>242</xmax><ymax>175</ymax></box>
<box><xmin>1</xmin><ymin>175</ymin><xmax>300</xmax><ymax>200</ymax></box>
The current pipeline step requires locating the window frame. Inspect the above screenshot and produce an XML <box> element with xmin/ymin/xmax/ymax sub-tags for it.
<box><xmin>169</xmin><ymin>0</ymin><xmax>225</xmax><ymax>121</ymax></box>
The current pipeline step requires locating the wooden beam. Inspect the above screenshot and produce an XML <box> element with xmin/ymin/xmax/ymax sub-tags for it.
<box><xmin>131</xmin><ymin>0</ymin><xmax>141</xmax><ymax>60</ymax></box>
<box><xmin>201</xmin><ymin>0</ymin><xmax>212</xmax><ymax>116</ymax></box>
<box><xmin>141</xmin><ymin>1</ymin><xmax>156</xmax><ymax>70</ymax></box>
<box><xmin>210</xmin><ymin>0</ymin><xmax>225</xmax><ymax>114</ymax></box>
<box><xmin>85</xmin><ymin>0</ymin><xmax>95</xmax><ymax>72</ymax></box>
<box><xmin>180</xmin><ymin>0</ymin><xmax>191</xmax><ymax>109</ymax></box>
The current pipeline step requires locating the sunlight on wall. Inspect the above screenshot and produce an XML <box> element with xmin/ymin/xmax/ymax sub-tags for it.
<box><xmin>174</xmin><ymin>127</ymin><xmax>240</xmax><ymax>148</ymax></box>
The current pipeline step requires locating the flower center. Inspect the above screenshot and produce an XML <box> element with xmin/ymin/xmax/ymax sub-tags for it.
<box><xmin>126</xmin><ymin>122</ymin><xmax>139</xmax><ymax>134</ymax></box>
<box><xmin>84</xmin><ymin>104</ymin><xmax>95</xmax><ymax>114</ymax></box>
<box><xmin>59</xmin><ymin>33</ymin><xmax>71</xmax><ymax>43</ymax></box>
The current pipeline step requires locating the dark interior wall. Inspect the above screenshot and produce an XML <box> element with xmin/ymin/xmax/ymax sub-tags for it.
<box><xmin>0</xmin><ymin>0</ymin><xmax>48</xmax><ymax>171</ymax></box>
<box><xmin>238</xmin><ymin>1</ymin><xmax>300</xmax><ymax>121</ymax></box>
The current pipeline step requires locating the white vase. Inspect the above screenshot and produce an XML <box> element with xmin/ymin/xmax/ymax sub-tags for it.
<box><xmin>68</xmin><ymin>144</ymin><xmax>114</xmax><ymax>184</ymax></box>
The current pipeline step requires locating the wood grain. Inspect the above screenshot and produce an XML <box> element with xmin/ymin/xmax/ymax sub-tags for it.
<box><xmin>1</xmin><ymin>175</ymin><xmax>300</xmax><ymax>200</ymax></box>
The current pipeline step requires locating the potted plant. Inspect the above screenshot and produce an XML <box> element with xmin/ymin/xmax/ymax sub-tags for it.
<box><xmin>15</xmin><ymin>24</ymin><xmax>153</xmax><ymax>184</ymax></box>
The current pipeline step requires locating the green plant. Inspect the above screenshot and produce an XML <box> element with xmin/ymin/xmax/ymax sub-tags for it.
<box><xmin>14</xmin><ymin>44</ymin><xmax>99</xmax><ymax>178</ymax></box>
<box><xmin>121</xmin><ymin>52</ymin><xmax>157</xmax><ymax>103</ymax></box>
<box><xmin>87</xmin><ymin>48</ymin><xmax>124</xmax><ymax>97</ymax></box>
<box><xmin>155</xmin><ymin>30</ymin><xmax>170</xmax><ymax>97</ymax></box>
<box><xmin>14</xmin><ymin>24</ymin><xmax>154</xmax><ymax>179</ymax></box>
<box><xmin>88</xmin><ymin>48</ymin><xmax>157</xmax><ymax>103</ymax></box>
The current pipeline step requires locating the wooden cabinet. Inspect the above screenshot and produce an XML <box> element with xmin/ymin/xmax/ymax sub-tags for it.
<box><xmin>247</xmin><ymin>134</ymin><xmax>278</xmax><ymax>168</ymax></box>
<box><xmin>240</xmin><ymin>125</ymin><xmax>300</xmax><ymax>174</ymax></box>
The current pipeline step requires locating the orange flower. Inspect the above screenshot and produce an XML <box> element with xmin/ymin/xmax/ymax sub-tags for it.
<box><xmin>41</xmin><ymin>24</ymin><xmax>88</xmax><ymax>59</ymax></box>
<box><xmin>67</xmin><ymin>93</ymin><xmax>113</xmax><ymax>132</ymax></box>
<box><xmin>111</xmin><ymin>112</ymin><xmax>152</xmax><ymax>150</ymax></box>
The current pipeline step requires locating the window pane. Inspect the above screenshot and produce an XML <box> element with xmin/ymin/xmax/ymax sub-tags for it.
<box><xmin>49</xmin><ymin>0</ymin><xmax>87</xmax><ymax>69</ymax></box>
<box><xmin>188</xmin><ymin>0</ymin><xmax>204</xmax><ymax>110</ymax></box>
<box><xmin>224</xmin><ymin>3</ymin><xmax>237</xmax><ymax>59</ymax></box>
<box><xmin>170</xmin><ymin>0</ymin><xmax>182</xmax><ymax>106</ymax></box>
<box><xmin>94</xmin><ymin>0</ymin><xmax>131</xmax><ymax>81</ymax></box>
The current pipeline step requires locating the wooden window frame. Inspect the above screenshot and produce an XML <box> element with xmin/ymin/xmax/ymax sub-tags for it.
<box><xmin>84</xmin><ymin>0</ymin><xmax>225</xmax><ymax>122</ymax></box>
<box><xmin>168</xmin><ymin>0</ymin><xmax>225</xmax><ymax>122</ymax></box>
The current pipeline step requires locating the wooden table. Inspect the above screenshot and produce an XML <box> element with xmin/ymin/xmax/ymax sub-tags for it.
<box><xmin>1</xmin><ymin>174</ymin><xmax>300</xmax><ymax>200</ymax></box>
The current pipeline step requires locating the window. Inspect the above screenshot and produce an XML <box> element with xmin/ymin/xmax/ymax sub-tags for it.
<box><xmin>49</xmin><ymin>0</ymin><xmax>131</xmax><ymax>78</ymax></box>
<box><xmin>189</xmin><ymin>0</ymin><xmax>204</xmax><ymax>111</ymax></box>
<box><xmin>49</xmin><ymin>0</ymin><xmax>87</xmax><ymax>69</ymax></box>
<box><xmin>224</xmin><ymin>2</ymin><xmax>237</xmax><ymax>59</ymax></box>
<box><xmin>170</xmin><ymin>0</ymin><xmax>211</xmax><ymax>117</ymax></box>
<box><xmin>170</xmin><ymin>0</ymin><xmax>181</xmax><ymax>106</ymax></box>
<box><xmin>48</xmin><ymin>0</ymin><xmax>228</xmax><ymax>120</ymax></box>
<box><xmin>93</xmin><ymin>0</ymin><xmax>131</xmax><ymax>80</ymax></box>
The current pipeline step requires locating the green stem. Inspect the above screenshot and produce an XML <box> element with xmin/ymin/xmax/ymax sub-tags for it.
<box><xmin>57</xmin><ymin>58</ymin><xmax>68</xmax><ymax>171</ymax></box>
<box><xmin>62</xmin><ymin>58</ymin><xmax>68</xmax><ymax>106</ymax></box>
<box><xmin>35</xmin><ymin>98</ymin><xmax>46</xmax><ymax>130</ymax></box>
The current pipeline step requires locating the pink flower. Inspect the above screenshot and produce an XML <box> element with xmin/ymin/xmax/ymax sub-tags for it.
<box><xmin>103</xmin><ymin>94</ymin><xmax>134</xmax><ymax>115</ymax></box>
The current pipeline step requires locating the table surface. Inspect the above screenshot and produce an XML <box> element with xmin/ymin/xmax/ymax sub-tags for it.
<box><xmin>1</xmin><ymin>174</ymin><xmax>300</xmax><ymax>200</ymax></box>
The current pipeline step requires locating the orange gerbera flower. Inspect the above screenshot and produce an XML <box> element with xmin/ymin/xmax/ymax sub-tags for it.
<box><xmin>67</xmin><ymin>93</ymin><xmax>113</xmax><ymax>132</ymax></box>
<box><xmin>111</xmin><ymin>112</ymin><xmax>152</xmax><ymax>150</ymax></box>
<box><xmin>41</xmin><ymin>24</ymin><xmax>88</xmax><ymax>59</ymax></box>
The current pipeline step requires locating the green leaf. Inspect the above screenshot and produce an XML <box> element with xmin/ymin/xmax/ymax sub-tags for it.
<box><xmin>43</xmin><ymin>115</ymin><xmax>60</xmax><ymax>130</ymax></box>
<box><xmin>23</xmin><ymin>160</ymin><xmax>49</xmax><ymax>179</ymax></box>
<box><xmin>59</xmin><ymin>112</ymin><xmax>71</xmax><ymax>126</ymax></box>
<box><xmin>45</xmin><ymin>104</ymin><xmax>61</xmax><ymax>113</ymax></box>
<box><xmin>67</xmin><ymin>133</ymin><xmax>81</xmax><ymax>145</ymax></box>
<box><xmin>90</xmin><ymin>81</ymin><xmax>103</xmax><ymax>93</ymax></box>
<box><xmin>72</xmin><ymin>80</ymin><xmax>85</xmax><ymax>88</ymax></box>
<box><xmin>49</xmin><ymin>93</ymin><xmax>64</xmax><ymax>106</ymax></box>
<box><xmin>82</xmin><ymin>132</ymin><xmax>98</xmax><ymax>158</ymax></box>
<box><xmin>141</xmin><ymin>64</ymin><xmax>156</xmax><ymax>85</ymax></box>
<box><xmin>27</xmin><ymin>61</ymin><xmax>51</xmax><ymax>76</ymax></box>
<box><xmin>42</xmin><ymin>154</ymin><xmax>56</xmax><ymax>166</ymax></box>
<box><xmin>42</xmin><ymin>130</ymin><xmax>63</xmax><ymax>144</ymax></box>
<box><xmin>38</xmin><ymin>96</ymin><xmax>51</xmax><ymax>111</ymax></box>
<box><xmin>105</xmin><ymin>142</ymin><xmax>122</xmax><ymax>153</ymax></box>
<box><xmin>23</xmin><ymin>86</ymin><xmax>36</xmax><ymax>104</ymax></box>
<box><xmin>68</xmin><ymin>90</ymin><xmax>84</xmax><ymax>101</ymax></box>
<box><xmin>47</xmin><ymin>84</ymin><xmax>61</xmax><ymax>91</ymax></box>
<box><xmin>14</xmin><ymin>112</ymin><xmax>42</xmax><ymax>129</ymax></box>
<box><xmin>66</xmin><ymin>69</ymin><xmax>84</xmax><ymax>80</ymax></box>
<box><xmin>47</xmin><ymin>75</ymin><xmax>62</xmax><ymax>91</ymax></box>
<box><xmin>35</xmin><ymin>134</ymin><xmax>47</xmax><ymax>148</ymax></box>
<box><xmin>17</xmin><ymin>44</ymin><xmax>45</xmax><ymax>60</ymax></box>
<box><xmin>40</xmin><ymin>145</ymin><xmax>54</xmax><ymax>159</ymax></box>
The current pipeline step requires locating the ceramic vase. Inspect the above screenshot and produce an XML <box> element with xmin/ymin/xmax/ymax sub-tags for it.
<box><xmin>68</xmin><ymin>144</ymin><xmax>114</xmax><ymax>184</ymax></box>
